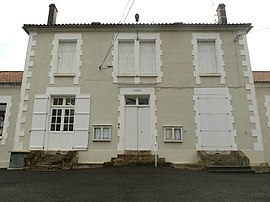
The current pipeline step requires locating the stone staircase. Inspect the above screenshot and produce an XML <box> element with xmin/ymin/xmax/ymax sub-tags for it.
<box><xmin>105</xmin><ymin>151</ymin><xmax>171</xmax><ymax>167</ymax></box>
<box><xmin>197</xmin><ymin>151</ymin><xmax>254</xmax><ymax>173</ymax></box>
<box><xmin>24</xmin><ymin>151</ymin><xmax>78</xmax><ymax>170</ymax></box>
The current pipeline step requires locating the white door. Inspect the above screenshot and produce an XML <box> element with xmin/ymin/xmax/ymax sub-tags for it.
<box><xmin>124</xmin><ymin>96</ymin><xmax>151</xmax><ymax>151</ymax></box>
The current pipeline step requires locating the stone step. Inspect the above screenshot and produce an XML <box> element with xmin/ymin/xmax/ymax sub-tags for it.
<box><xmin>24</xmin><ymin>151</ymin><xmax>78</xmax><ymax>170</ymax></box>
<box><xmin>197</xmin><ymin>151</ymin><xmax>250</xmax><ymax>167</ymax></box>
<box><xmin>206</xmin><ymin>166</ymin><xmax>254</xmax><ymax>173</ymax></box>
<box><xmin>106</xmin><ymin>151</ymin><xmax>170</xmax><ymax>167</ymax></box>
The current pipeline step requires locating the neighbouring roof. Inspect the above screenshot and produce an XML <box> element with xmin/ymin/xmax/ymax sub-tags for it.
<box><xmin>22</xmin><ymin>22</ymin><xmax>253</xmax><ymax>34</ymax></box>
<box><xmin>253</xmin><ymin>71</ymin><xmax>270</xmax><ymax>83</ymax></box>
<box><xmin>0</xmin><ymin>71</ymin><xmax>23</xmax><ymax>86</ymax></box>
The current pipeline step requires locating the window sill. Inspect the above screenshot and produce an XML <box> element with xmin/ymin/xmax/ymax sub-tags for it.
<box><xmin>54</xmin><ymin>73</ymin><xmax>76</xmax><ymax>77</ymax></box>
<box><xmin>164</xmin><ymin>140</ymin><xmax>183</xmax><ymax>143</ymax></box>
<box><xmin>93</xmin><ymin>139</ymin><xmax>111</xmax><ymax>142</ymax></box>
<box><xmin>117</xmin><ymin>73</ymin><xmax>158</xmax><ymax>77</ymax></box>
<box><xmin>199</xmin><ymin>73</ymin><xmax>221</xmax><ymax>77</ymax></box>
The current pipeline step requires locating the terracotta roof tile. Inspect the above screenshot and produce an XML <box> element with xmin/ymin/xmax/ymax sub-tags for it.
<box><xmin>0</xmin><ymin>71</ymin><xmax>23</xmax><ymax>85</ymax></box>
<box><xmin>253</xmin><ymin>71</ymin><xmax>270</xmax><ymax>83</ymax></box>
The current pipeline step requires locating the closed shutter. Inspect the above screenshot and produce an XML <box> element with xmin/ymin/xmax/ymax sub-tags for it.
<box><xmin>73</xmin><ymin>95</ymin><xmax>91</xmax><ymax>150</ymax></box>
<box><xmin>197</xmin><ymin>94</ymin><xmax>233</xmax><ymax>150</ymax></box>
<box><xmin>58</xmin><ymin>42</ymin><xmax>77</xmax><ymax>73</ymax></box>
<box><xmin>118</xmin><ymin>41</ymin><xmax>135</xmax><ymax>73</ymax></box>
<box><xmin>140</xmin><ymin>41</ymin><xmax>156</xmax><ymax>73</ymax></box>
<box><xmin>198</xmin><ymin>41</ymin><xmax>218</xmax><ymax>74</ymax></box>
<box><xmin>29</xmin><ymin>95</ymin><xmax>48</xmax><ymax>150</ymax></box>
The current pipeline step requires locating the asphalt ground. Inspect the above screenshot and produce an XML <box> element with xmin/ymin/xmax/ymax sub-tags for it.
<box><xmin>1</xmin><ymin>166</ymin><xmax>270</xmax><ymax>202</ymax></box>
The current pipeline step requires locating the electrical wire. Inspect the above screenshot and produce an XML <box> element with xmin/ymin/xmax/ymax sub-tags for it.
<box><xmin>98</xmin><ymin>0</ymin><xmax>136</xmax><ymax>69</ymax></box>
<box><xmin>249</xmin><ymin>26</ymin><xmax>270</xmax><ymax>34</ymax></box>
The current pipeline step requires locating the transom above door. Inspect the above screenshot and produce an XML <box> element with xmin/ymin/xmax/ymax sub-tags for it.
<box><xmin>125</xmin><ymin>95</ymin><xmax>149</xmax><ymax>106</ymax></box>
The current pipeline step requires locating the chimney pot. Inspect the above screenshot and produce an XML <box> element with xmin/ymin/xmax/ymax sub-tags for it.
<box><xmin>47</xmin><ymin>4</ymin><xmax>58</xmax><ymax>25</ymax></box>
<box><xmin>216</xmin><ymin>4</ymin><xmax>227</xmax><ymax>24</ymax></box>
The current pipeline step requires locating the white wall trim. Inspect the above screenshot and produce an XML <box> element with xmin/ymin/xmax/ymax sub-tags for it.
<box><xmin>49</xmin><ymin>33</ymin><xmax>83</xmax><ymax>85</ymax></box>
<box><xmin>193</xmin><ymin>87</ymin><xmax>237</xmax><ymax>151</ymax></box>
<box><xmin>239</xmin><ymin>34</ymin><xmax>264</xmax><ymax>151</ymax></box>
<box><xmin>46</xmin><ymin>87</ymin><xmax>80</xmax><ymax>95</ymax></box>
<box><xmin>112</xmin><ymin>33</ymin><xmax>163</xmax><ymax>84</ymax></box>
<box><xmin>192</xmin><ymin>33</ymin><xmax>226</xmax><ymax>85</ymax></box>
<box><xmin>14</xmin><ymin>32</ymin><xmax>37</xmax><ymax>150</ymax></box>
<box><xmin>0</xmin><ymin>96</ymin><xmax>12</xmax><ymax>145</ymax></box>
<box><xmin>117</xmin><ymin>87</ymin><xmax>157</xmax><ymax>152</ymax></box>
<box><xmin>264</xmin><ymin>96</ymin><xmax>270</xmax><ymax>137</ymax></box>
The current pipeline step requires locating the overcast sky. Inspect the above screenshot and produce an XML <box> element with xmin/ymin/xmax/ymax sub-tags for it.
<box><xmin>0</xmin><ymin>0</ymin><xmax>269</xmax><ymax>71</ymax></box>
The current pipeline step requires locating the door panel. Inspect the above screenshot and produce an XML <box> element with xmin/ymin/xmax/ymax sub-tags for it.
<box><xmin>125</xmin><ymin>107</ymin><xmax>138</xmax><ymax>150</ymax></box>
<box><xmin>138</xmin><ymin>107</ymin><xmax>151</xmax><ymax>150</ymax></box>
<box><xmin>124</xmin><ymin>106</ymin><xmax>151</xmax><ymax>151</ymax></box>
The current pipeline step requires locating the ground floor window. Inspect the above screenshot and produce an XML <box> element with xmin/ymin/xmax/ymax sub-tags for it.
<box><xmin>93</xmin><ymin>125</ymin><xmax>111</xmax><ymax>141</ymax></box>
<box><xmin>163</xmin><ymin>126</ymin><xmax>183</xmax><ymax>142</ymax></box>
<box><xmin>50</xmin><ymin>97</ymin><xmax>75</xmax><ymax>132</ymax></box>
<box><xmin>0</xmin><ymin>103</ymin><xmax>7</xmax><ymax>137</ymax></box>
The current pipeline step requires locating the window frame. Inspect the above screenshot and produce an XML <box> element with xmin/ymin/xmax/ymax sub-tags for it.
<box><xmin>0</xmin><ymin>103</ymin><xmax>7</xmax><ymax>139</ymax></box>
<box><xmin>112</xmin><ymin>33</ymin><xmax>162</xmax><ymax>83</ymax></box>
<box><xmin>49</xmin><ymin>33</ymin><xmax>83</xmax><ymax>85</ymax></box>
<box><xmin>163</xmin><ymin>126</ymin><xmax>183</xmax><ymax>143</ymax></box>
<box><xmin>192</xmin><ymin>33</ymin><xmax>226</xmax><ymax>85</ymax></box>
<box><xmin>92</xmin><ymin>125</ymin><xmax>112</xmax><ymax>142</ymax></box>
<box><xmin>49</xmin><ymin>97</ymin><xmax>76</xmax><ymax>133</ymax></box>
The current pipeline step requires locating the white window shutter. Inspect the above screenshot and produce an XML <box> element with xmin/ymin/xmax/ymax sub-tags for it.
<box><xmin>29</xmin><ymin>95</ymin><xmax>48</xmax><ymax>150</ymax></box>
<box><xmin>140</xmin><ymin>42</ymin><xmax>156</xmax><ymax>73</ymax></box>
<box><xmin>118</xmin><ymin>42</ymin><xmax>135</xmax><ymax>73</ymax></box>
<box><xmin>58</xmin><ymin>42</ymin><xmax>76</xmax><ymax>73</ymax></box>
<box><xmin>74</xmin><ymin>95</ymin><xmax>91</xmax><ymax>150</ymax></box>
<box><xmin>198</xmin><ymin>41</ymin><xmax>218</xmax><ymax>74</ymax></box>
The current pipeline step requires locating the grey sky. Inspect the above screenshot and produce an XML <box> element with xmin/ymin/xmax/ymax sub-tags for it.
<box><xmin>0</xmin><ymin>0</ymin><xmax>269</xmax><ymax>71</ymax></box>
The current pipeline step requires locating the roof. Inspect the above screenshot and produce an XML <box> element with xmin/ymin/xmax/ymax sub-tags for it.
<box><xmin>0</xmin><ymin>71</ymin><xmax>23</xmax><ymax>86</ymax></box>
<box><xmin>22</xmin><ymin>22</ymin><xmax>253</xmax><ymax>34</ymax></box>
<box><xmin>253</xmin><ymin>71</ymin><xmax>270</xmax><ymax>83</ymax></box>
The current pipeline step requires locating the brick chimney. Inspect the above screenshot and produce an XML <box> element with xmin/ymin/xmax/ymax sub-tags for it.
<box><xmin>216</xmin><ymin>4</ymin><xmax>227</xmax><ymax>24</ymax></box>
<box><xmin>47</xmin><ymin>4</ymin><xmax>58</xmax><ymax>25</ymax></box>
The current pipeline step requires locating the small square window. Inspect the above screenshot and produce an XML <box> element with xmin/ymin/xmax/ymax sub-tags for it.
<box><xmin>164</xmin><ymin>126</ymin><xmax>183</xmax><ymax>142</ymax></box>
<box><xmin>93</xmin><ymin>125</ymin><xmax>111</xmax><ymax>141</ymax></box>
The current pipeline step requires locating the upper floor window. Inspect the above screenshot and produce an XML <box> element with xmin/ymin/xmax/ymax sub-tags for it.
<box><xmin>58</xmin><ymin>42</ymin><xmax>77</xmax><ymax>74</ymax></box>
<box><xmin>118</xmin><ymin>40</ymin><xmax>156</xmax><ymax>74</ymax></box>
<box><xmin>0</xmin><ymin>103</ymin><xmax>7</xmax><ymax>137</ymax></box>
<box><xmin>197</xmin><ymin>41</ymin><xmax>218</xmax><ymax>74</ymax></box>
<box><xmin>192</xmin><ymin>33</ymin><xmax>226</xmax><ymax>84</ymax></box>
<box><xmin>49</xmin><ymin>33</ymin><xmax>83</xmax><ymax>85</ymax></box>
<box><xmin>112</xmin><ymin>33</ymin><xmax>162</xmax><ymax>83</ymax></box>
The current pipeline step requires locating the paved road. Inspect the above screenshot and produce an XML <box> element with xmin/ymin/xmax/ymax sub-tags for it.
<box><xmin>1</xmin><ymin>166</ymin><xmax>270</xmax><ymax>202</ymax></box>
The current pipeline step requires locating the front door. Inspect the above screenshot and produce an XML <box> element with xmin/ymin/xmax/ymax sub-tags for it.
<box><xmin>124</xmin><ymin>96</ymin><xmax>151</xmax><ymax>150</ymax></box>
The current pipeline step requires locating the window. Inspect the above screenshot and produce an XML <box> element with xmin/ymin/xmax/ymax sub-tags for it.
<box><xmin>125</xmin><ymin>96</ymin><xmax>149</xmax><ymax>106</ymax></box>
<box><xmin>93</xmin><ymin>125</ymin><xmax>111</xmax><ymax>141</ymax></box>
<box><xmin>164</xmin><ymin>126</ymin><xmax>183</xmax><ymax>142</ymax></box>
<box><xmin>118</xmin><ymin>41</ymin><xmax>135</xmax><ymax>73</ymax></box>
<box><xmin>112</xmin><ymin>33</ymin><xmax>162</xmax><ymax>83</ymax></box>
<box><xmin>0</xmin><ymin>103</ymin><xmax>7</xmax><ymax>138</ymax></box>
<box><xmin>192</xmin><ymin>33</ymin><xmax>225</xmax><ymax>84</ymax></box>
<box><xmin>197</xmin><ymin>41</ymin><xmax>218</xmax><ymax>74</ymax></box>
<box><xmin>50</xmin><ymin>97</ymin><xmax>75</xmax><ymax>132</ymax></box>
<box><xmin>117</xmin><ymin>39</ymin><xmax>157</xmax><ymax>74</ymax></box>
<box><xmin>57</xmin><ymin>42</ymin><xmax>77</xmax><ymax>74</ymax></box>
<box><xmin>140</xmin><ymin>41</ymin><xmax>156</xmax><ymax>73</ymax></box>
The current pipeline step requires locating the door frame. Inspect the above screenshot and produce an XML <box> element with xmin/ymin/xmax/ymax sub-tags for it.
<box><xmin>117</xmin><ymin>87</ymin><xmax>157</xmax><ymax>152</ymax></box>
